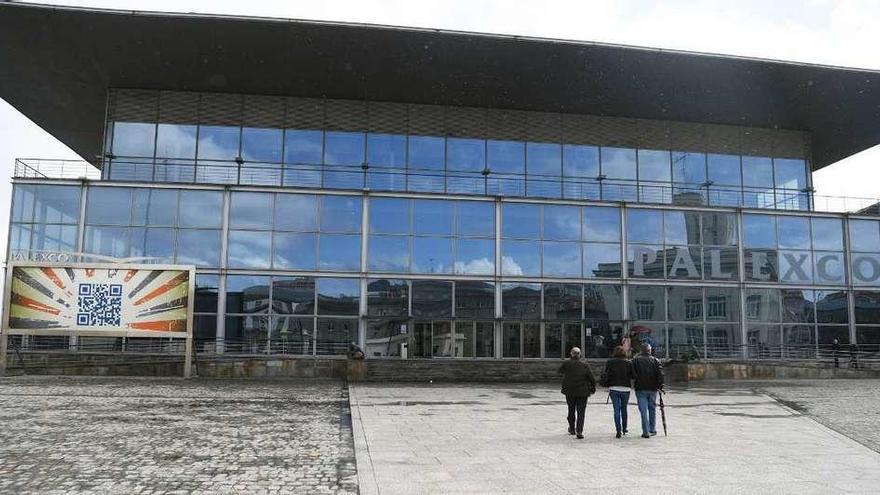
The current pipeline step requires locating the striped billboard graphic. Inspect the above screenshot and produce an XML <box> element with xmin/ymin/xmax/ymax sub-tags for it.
<box><xmin>6</xmin><ymin>264</ymin><xmax>192</xmax><ymax>335</ymax></box>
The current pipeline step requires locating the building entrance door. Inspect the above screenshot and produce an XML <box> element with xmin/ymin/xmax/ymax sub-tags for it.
<box><xmin>584</xmin><ymin>319</ymin><xmax>623</xmax><ymax>358</ymax></box>
<box><xmin>410</xmin><ymin>320</ymin><xmax>452</xmax><ymax>358</ymax></box>
<box><xmin>545</xmin><ymin>322</ymin><xmax>583</xmax><ymax>359</ymax></box>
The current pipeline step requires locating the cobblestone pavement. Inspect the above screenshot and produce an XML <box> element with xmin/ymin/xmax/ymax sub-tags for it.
<box><xmin>0</xmin><ymin>376</ymin><xmax>357</xmax><ymax>494</ymax></box>
<box><xmin>748</xmin><ymin>379</ymin><xmax>880</xmax><ymax>454</ymax></box>
<box><xmin>351</xmin><ymin>382</ymin><xmax>880</xmax><ymax>494</ymax></box>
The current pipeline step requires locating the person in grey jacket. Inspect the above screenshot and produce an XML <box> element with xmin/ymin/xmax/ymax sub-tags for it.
<box><xmin>558</xmin><ymin>347</ymin><xmax>597</xmax><ymax>439</ymax></box>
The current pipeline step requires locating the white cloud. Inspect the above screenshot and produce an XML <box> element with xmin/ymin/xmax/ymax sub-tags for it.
<box><xmin>454</xmin><ymin>257</ymin><xmax>495</xmax><ymax>275</ymax></box>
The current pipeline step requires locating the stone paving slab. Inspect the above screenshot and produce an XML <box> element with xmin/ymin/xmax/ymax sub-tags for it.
<box><xmin>350</xmin><ymin>382</ymin><xmax>880</xmax><ymax>494</ymax></box>
<box><xmin>754</xmin><ymin>379</ymin><xmax>880</xmax><ymax>454</ymax></box>
<box><xmin>0</xmin><ymin>376</ymin><xmax>357</xmax><ymax>494</ymax></box>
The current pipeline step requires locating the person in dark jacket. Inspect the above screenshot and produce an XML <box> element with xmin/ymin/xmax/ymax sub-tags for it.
<box><xmin>602</xmin><ymin>345</ymin><xmax>635</xmax><ymax>438</ymax></box>
<box><xmin>558</xmin><ymin>347</ymin><xmax>596</xmax><ymax>439</ymax></box>
<box><xmin>632</xmin><ymin>343</ymin><xmax>664</xmax><ymax>439</ymax></box>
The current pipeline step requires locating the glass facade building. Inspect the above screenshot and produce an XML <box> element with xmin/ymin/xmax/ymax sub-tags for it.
<box><xmin>5</xmin><ymin>14</ymin><xmax>880</xmax><ymax>363</ymax></box>
<box><xmin>9</xmin><ymin>97</ymin><xmax>880</xmax><ymax>360</ymax></box>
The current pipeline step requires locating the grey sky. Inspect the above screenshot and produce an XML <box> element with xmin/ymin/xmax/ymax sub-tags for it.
<box><xmin>2</xmin><ymin>0</ymin><xmax>880</xmax><ymax>264</ymax></box>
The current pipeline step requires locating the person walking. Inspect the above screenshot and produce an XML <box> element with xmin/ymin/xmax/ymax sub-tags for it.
<box><xmin>632</xmin><ymin>343</ymin><xmax>664</xmax><ymax>439</ymax></box>
<box><xmin>558</xmin><ymin>347</ymin><xmax>596</xmax><ymax>439</ymax></box>
<box><xmin>602</xmin><ymin>345</ymin><xmax>635</xmax><ymax>439</ymax></box>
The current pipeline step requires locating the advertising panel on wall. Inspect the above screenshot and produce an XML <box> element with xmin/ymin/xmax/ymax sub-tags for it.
<box><xmin>1</xmin><ymin>262</ymin><xmax>195</xmax><ymax>376</ymax></box>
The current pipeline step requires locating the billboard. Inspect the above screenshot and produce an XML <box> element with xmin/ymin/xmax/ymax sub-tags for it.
<box><xmin>4</xmin><ymin>263</ymin><xmax>194</xmax><ymax>337</ymax></box>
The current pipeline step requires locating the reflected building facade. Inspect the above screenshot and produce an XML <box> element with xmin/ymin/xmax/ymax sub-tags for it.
<box><xmin>4</xmin><ymin>5</ymin><xmax>880</xmax><ymax>361</ymax></box>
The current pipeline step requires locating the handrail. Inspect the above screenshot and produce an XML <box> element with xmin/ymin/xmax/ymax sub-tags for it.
<box><xmin>14</xmin><ymin>158</ymin><xmax>101</xmax><ymax>180</ymax></box>
<box><xmin>13</xmin><ymin>157</ymin><xmax>880</xmax><ymax>215</ymax></box>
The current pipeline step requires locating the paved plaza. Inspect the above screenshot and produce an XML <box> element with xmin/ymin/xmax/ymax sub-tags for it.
<box><xmin>0</xmin><ymin>377</ymin><xmax>357</xmax><ymax>494</ymax></box>
<box><xmin>351</xmin><ymin>381</ymin><xmax>880</xmax><ymax>494</ymax></box>
<box><xmin>2</xmin><ymin>376</ymin><xmax>880</xmax><ymax>494</ymax></box>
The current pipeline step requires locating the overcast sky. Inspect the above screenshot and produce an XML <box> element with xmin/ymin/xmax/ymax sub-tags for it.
<box><xmin>2</xmin><ymin>0</ymin><xmax>880</xmax><ymax>265</ymax></box>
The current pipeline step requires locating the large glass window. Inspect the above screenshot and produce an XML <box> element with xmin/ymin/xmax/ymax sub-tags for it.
<box><xmin>455</xmin><ymin>281</ymin><xmax>495</xmax><ymax>319</ymax></box>
<box><xmin>368</xmin><ymin>235</ymin><xmax>410</xmax><ymax>272</ymax></box>
<box><xmin>501</xmin><ymin>240</ymin><xmax>541</xmax><ymax>276</ymax></box>
<box><xmin>227</xmin><ymin>231</ymin><xmax>271</xmax><ymax>268</ymax></box>
<box><xmin>272</xmin><ymin>277</ymin><xmax>315</xmax><ymax>315</ymax></box>
<box><xmin>275</xmin><ymin>194</ymin><xmax>318</xmax><ymax>231</ymax></box>
<box><xmin>274</xmin><ymin>233</ymin><xmax>317</xmax><ymax>270</ymax></box>
<box><xmin>455</xmin><ymin>238</ymin><xmax>495</xmax><ymax>275</ymax></box>
<box><xmin>112</xmin><ymin>122</ymin><xmax>155</xmax><ymax>157</ymax></box>
<box><xmin>502</xmin><ymin>203</ymin><xmax>540</xmax><ymax>239</ymax></box>
<box><xmin>367</xmin><ymin>134</ymin><xmax>406</xmax><ymax>167</ymax></box>
<box><xmin>284</xmin><ymin>129</ymin><xmax>323</xmax><ymax>164</ymax></box>
<box><xmin>743</xmin><ymin>214</ymin><xmax>776</xmax><ymax>248</ymax></box>
<box><xmin>488</xmin><ymin>140</ymin><xmax>525</xmax><ymax>174</ymax></box>
<box><xmin>414</xmin><ymin>200</ymin><xmax>453</xmax><ymax>236</ymax></box>
<box><xmin>774</xmin><ymin>159</ymin><xmax>807</xmax><ymax>190</ymax></box>
<box><xmin>156</xmin><ymin>124</ymin><xmax>197</xmax><ymax>159</ymax></box>
<box><xmin>241</xmin><ymin>127</ymin><xmax>282</xmax><ymax>163</ymax></box>
<box><xmin>543</xmin><ymin>241</ymin><xmax>581</xmax><ymax>278</ymax></box>
<box><xmin>583</xmin><ymin>207</ymin><xmax>620</xmax><ymax>242</ymax></box>
<box><xmin>502</xmin><ymin>283</ymin><xmax>541</xmax><ymax>319</ymax></box>
<box><xmin>544</xmin><ymin>283</ymin><xmax>582</xmax><ymax>320</ymax></box>
<box><xmin>129</xmin><ymin>227</ymin><xmax>175</xmax><ymax>262</ymax></box>
<box><xmin>563</xmin><ymin>145</ymin><xmax>599</xmax><ymax>178</ymax></box>
<box><xmin>456</xmin><ymin>201</ymin><xmax>494</xmax><ymax>237</ymax></box>
<box><xmin>320</xmin><ymin>196</ymin><xmax>362</xmax><ymax>233</ymax></box>
<box><xmin>601</xmin><ymin>147</ymin><xmax>636</xmax><ymax>180</ymax></box>
<box><xmin>638</xmin><ymin>150</ymin><xmax>671</xmax><ymax>182</ymax></box>
<box><xmin>226</xmin><ymin>275</ymin><xmax>271</xmax><ymax>314</ymax></box>
<box><xmin>742</xmin><ymin>156</ymin><xmax>773</xmax><ymax>188</ymax></box>
<box><xmin>179</xmin><ymin>191</ymin><xmax>223</xmax><ymax>228</ymax></box>
<box><xmin>627</xmin><ymin>210</ymin><xmax>663</xmax><ymax>244</ymax></box>
<box><xmin>317</xmin><ymin>278</ymin><xmax>360</xmax><ymax>316</ymax></box>
<box><xmin>412</xmin><ymin>237</ymin><xmax>453</xmax><ymax>274</ymax></box>
<box><xmin>367</xmin><ymin>279</ymin><xmax>409</xmax><ymax>317</ymax></box>
<box><xmin>131</xmin><ymin>188</ymin><xmax>177</xmax><ymax>226</ymax></box>
<box><xmin>412</xmin><ymin>280</ymin><xmax>452</xmax><ymax>317</ymax></box>
<box><xmin>324</xmin><ymin>132</ymin><xmax>365</xmax><ymax>166</ymax></box>
<box><xmin>230</xmin><ymin>192</ymin><xmax>274</xmax><ymax>230</ymax></box>
<box><xmin>177</xmin><ymin>229</ymin><xmax>221</xmax><ymax>267</ymax></box>
<box><xmin>583</xmin><ymin>243</ymin><xmax>621</xmax><ymax>278</ymax></box>
<box><xmin>628</xmin><ymin>285</ymin><xmax>665</xmax><ymax>322</ymax></box>
<box><xmin>707</xmin><ymin>154</ymin><xmax>741</xmax><ymax>186</ymax></box>
<box><xmin>370</xmin><ymin>198</ymin><xmax>411</xmax><ymax>234</ymax></box>
<box><xmin>87</xmin><ymin>187</ymin><xmax>132</xmax><ymax>225</ymax></box>
<box><xmin>318</xmin><ymin>234</ymin><xmax>361</xmax><ymax>271</ymax></box>
<box><xmin>408</xmin><ymin>136</ymin><xmax>445</xmax><ymax>170</ymax></box>
<box><xmin>197</xmin><ymin>125</ymin><xmax>240</xmax><ymax>160</ymax></box>
<box><xmin>811</xmin><ymin>217</ymin><xmax>844</xmax><ymax>251</ymax></box>
<box><xmin>447</xmin><ymin>138</ymin><xmax>485</xmax><ymax>171</ymax></box>
<box><xmin>672</xmin><ymin>151</ymin><xmax>706</xmax><ymax>184</ymax></box>
<box><xmin>849</xmin><ymin>220</ymin><xmax>879</xmax><ymax>252</ymax></box>
<box><xmin>777</xmin><ymin>216</ymin><xmax>810</xmax><ymax>250</ymax></box>
<box><xmin>543</xmin><ymin>205</ymin><xmax>580</xmax><ymax>241</ymax></box>
<box><xmin>527</xmin><ymin>142</ymin><xmax>561</xmax><ymax>176</ymax></box>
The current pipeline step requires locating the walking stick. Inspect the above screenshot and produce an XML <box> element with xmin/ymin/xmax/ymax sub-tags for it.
<box><xmin>658</xmin><ymin>389</ymin><xmax>668</xmax><ymax>437</ymax></box>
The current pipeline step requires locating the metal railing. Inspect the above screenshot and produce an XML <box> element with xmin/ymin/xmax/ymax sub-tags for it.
<box><xmin>14</xmin><ymin>158</ymin><xmax>101</xmax><ymax>180</ymax></box>
<box><xmin>13</xmin><ymin>157</ymin><xmax>880</xmax><ymax>215</ymax></box>
<box><xmin>4</xmin><ymin>338</ymin><xmax>879</xmax><ymax>370</ymax></box>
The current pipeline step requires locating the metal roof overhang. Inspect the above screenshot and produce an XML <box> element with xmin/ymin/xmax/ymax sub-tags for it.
<box><xmin>1</xmin><ymin>2</ymin><xmax>879</xmax><ymax>169</ymax></box>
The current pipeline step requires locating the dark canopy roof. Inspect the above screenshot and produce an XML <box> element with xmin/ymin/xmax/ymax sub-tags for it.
<box><xmin>2</xmin><ymin>2</ymin><xmax>879</xmax><ymax>169</ymax></box>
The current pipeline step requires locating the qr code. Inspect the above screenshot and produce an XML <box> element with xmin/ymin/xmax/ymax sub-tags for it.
<box><xmin>77</xmin><ymin>283</ymin><xmax>123</xmax><ymax>326</ymax></box>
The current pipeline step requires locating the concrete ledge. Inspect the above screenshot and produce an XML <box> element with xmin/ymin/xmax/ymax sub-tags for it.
<box><xmin>667</xmin><ymin>362</ymin><xmax>880</xmax><ymax>382</ymax></box>
<box><xmin>8</xmin><ymin>353</ymin><xmax>880</xmax><ymax>382</ymax></box>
